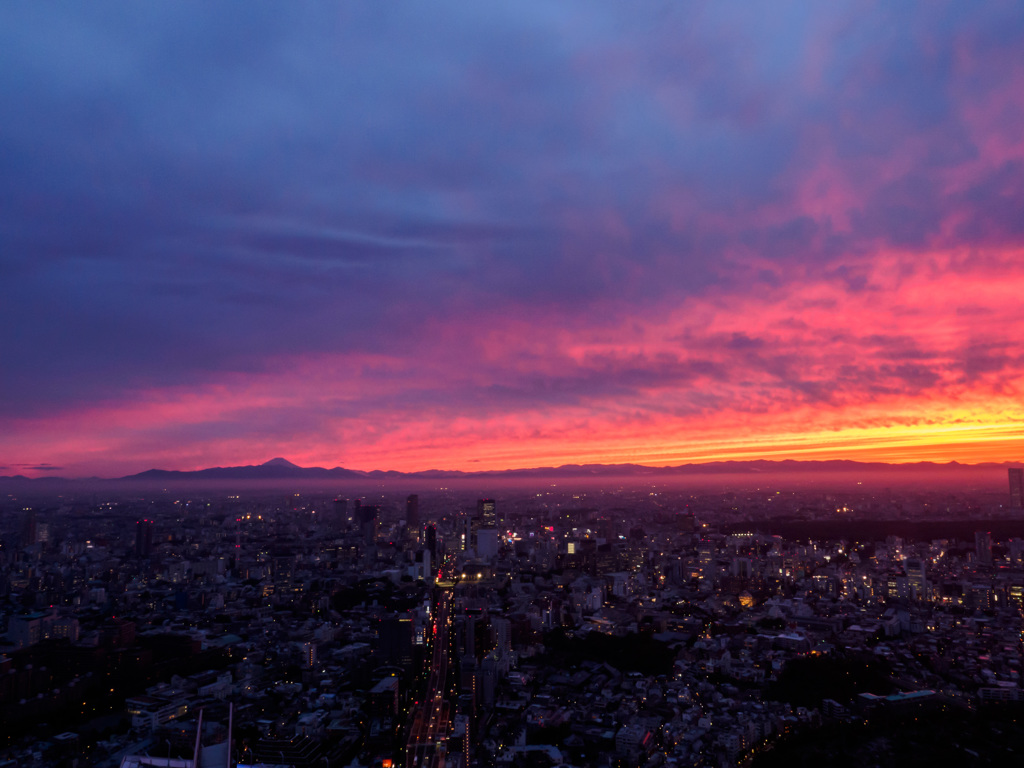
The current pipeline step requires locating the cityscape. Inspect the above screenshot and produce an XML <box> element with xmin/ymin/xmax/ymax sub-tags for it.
<box><xmin>4</xmin><ymin>2</ymin><xmax>1024</xmax><ymax>767</ymax></box>
<box><xmin>1</xmin><ymin>464</ymin><xmax>1023</xmax><ymax>767</ymax></box>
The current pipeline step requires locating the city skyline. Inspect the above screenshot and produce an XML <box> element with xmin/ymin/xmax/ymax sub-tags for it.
<box><xmin>3</xmin><ymin>2</ymin><xmax>1024</xmax><ymax>478</ymax></box>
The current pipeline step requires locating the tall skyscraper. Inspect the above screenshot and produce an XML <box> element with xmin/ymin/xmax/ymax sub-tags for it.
<box><xmin>357</xmin><ymin>504</ymin><xmax>379</xmax><ymax>545</ymax></box>
<box><xmin>135</xmin><ymin>519</ymin><xmax>153</xmax><ymax>558</ymax></box>
<box><xmin>406</xmin><ymin>494</ymin><xmax>420</xmax><ymax>531</ymax></box>
<box><xmin>1009</xmin><ymin>467</ymin><xmax>1024</xmax><ymax>509</ymax></box>
<box><xmin>462</xmin><ymin>514</ymin><xmax>476</xmax><ymax>551</ymax></box>
<box><xmin>492</xmin><ymin>615</ymin><xmax>512</xmax><ymax>659</ymax></box>
<box><xmin>424</xmin><ymin>523</ymin><xmax>437</xmax><ymax>557</ymax></box>
<box><xmin>21</xmin><ymin>510</ymin><xmax>37</xmax><ymax>547</ymax></box>
<box><xmin>975</xmin><ymin>530</ymin><xmax>993</xmax><ymax>566</ymax></box>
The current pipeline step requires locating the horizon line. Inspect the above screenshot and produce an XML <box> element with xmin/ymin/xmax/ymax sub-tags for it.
<box><xmin>3</xmin><ymin>455</ymin><xmax>1023</xmax><ymax>483</ymax></box>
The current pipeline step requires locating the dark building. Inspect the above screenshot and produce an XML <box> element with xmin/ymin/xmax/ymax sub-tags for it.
<box><xmin>406</xmin><ymin>494</ymin><xmax>420</xmax><ymax>531</ymax></box>
<box><xmin>975</xmin><ymin>530</ymin><xmax>993</xmax><ymax>566</ymax></box>
<box><xmin>366</xmin><ymin>675</ymin><xmax>401</xmax><ymax>748</ymax></box>
<box><xmin>477</xmin><ymin>498</ymin><xmax>496</xmax><ymax>527</ymax></box>
<box><xmin>378</xmin><ymin>615</ymin><xmax>414</xmax><ymax>665</ymax></box>
<box><xmin>135</xmin><ymin>519</ymin><xmax>153</xmax><ymax>558</ymax></box>
<box><xmin>425</xmin><ymin>523</ymin><xmax>437</xmax><ymax>559</ymax></box>
<box><xmin>454</xmin><ymin>614</ymin><xmax>476</xmax><ymax>659</ymax></box>
<box><xmin>357</xmin><ymin>504</ymin><xmax>379</xmax><ymax>545</ymax></box>
<box><xmin>333</xmin><ymin>497</ymin><xmax>349</xmax><ymax>524</ymax></box>
<box><xmin>367</xmin><ymin>675</ymin><xmax>400</xmax><ymax>718</ymax></box>
<box><xmin>21</xmin><ymin>510</ymin><xmax>38</xmax><ymax>547</ymax></box>
<box><xmin>677</xmin><ymin>512</ymin><xmax>697</xmax><ymax>534</ymax></box>
<box><xmin>1010</xmin><ymin>468</ymin><xmax>1024</xmax><ymax>509</ymax></box>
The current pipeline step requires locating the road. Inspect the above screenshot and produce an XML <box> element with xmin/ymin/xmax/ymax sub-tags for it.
<box><xmin>405</xmin><ymin>564</ymin><xmax>455</xmax><ymax>768</ymax></box>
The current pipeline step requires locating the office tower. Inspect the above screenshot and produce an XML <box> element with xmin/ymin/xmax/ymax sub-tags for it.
<box><xmin>461</xmin><ymin>514</ymin><xmax>476</xmax><ymax>551</ymax></box>
<box><xmin>425</xmin><ymin>523</ymin><xmax>437</xmax><ymax>559</ymax></box>
<box><xmin>975</xmin><ymin>530</ymin><xmax>993</xmax><ymax>566</ymax></box>
<box><xmin>904</xmin><ymin>557</ymin><xmax>929</xmax><ymax>601</ymax></box>
<box><xmin>304</xmin><ymin>641</ymin><xmax>317</xmax><ymax>668</ymax></box>
<box><xmin>698</xmin><ymin>537</ymin><xmax>715</xmax><ymax>579</ymax></box>
<box><xmin>135</xmin><ymin>519</ymin><xmax>153</xmax><ymax>558</ymax></box>
<box><xmin>21</xmin><ymin>510</ymin><xmax>38</xmax><ymax>547</ymax></box>
<box><xmin>492</xmin><ymin>615</ymin><xmax>512</xmax><ymax>659</ymax></box>
<box><xmin>333</xmin><ymin>497</ymin><xmax>349</xmax><ymax>524</ymax></box>
<box><xmin>1009</xmin><ymin>538</ymin><xmax>1024</xmax><ymax>567</ymax></box>
<box><xmin>477</xmin><ymin>526</ymin><xmax>499</xmax><ymax>559</ymax></box>
<box><xmin>477</xmin><ymin>498</ymin><xmax>496</xmax><ymax>527</ymax></box>
<box><xmin>1010</xmin><ymin>468</ymin><xmax>1024</xmax><ymax>509</ymax></box>
<box><xmin>406</xmin><ymin>494</ymin><xmax>420</xmax><ymax>531</ymax></box>
<box><xmin>730</xmin><ymin>556</ymin><xmax>753</xmax><ymax>580</ymax></box>
<box><xmin>358</xmin><ymin>504</ymin><xmax>379</xmax><ymax>545</ymax></box>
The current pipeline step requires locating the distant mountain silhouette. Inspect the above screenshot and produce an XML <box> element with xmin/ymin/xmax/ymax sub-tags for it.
<box><xmin>0</xmin><ymin>457</ymin><xmax>1019</xmax><ymax>485</ymax></box>
<box><xmin>263</xmin><ymin>457</ymin><xmax>301</xmax><ymax>469</ymax></box>
<box><xmin>127</xmin><ymin>458</ymin><xmax>365</xmax><ymax>481</ymax></box>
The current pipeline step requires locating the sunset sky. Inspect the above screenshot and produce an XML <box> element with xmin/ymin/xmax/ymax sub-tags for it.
<box><xmin>2</xmin><ymin>2</ymin><xmax>1023</xmax><ymax>478</ymax></box>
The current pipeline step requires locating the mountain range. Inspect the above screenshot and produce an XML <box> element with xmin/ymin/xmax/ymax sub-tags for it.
<box><xmin>1</xmin><ymin>456</ymin><xmax>1020</xmax><ymax>484</ymax></box>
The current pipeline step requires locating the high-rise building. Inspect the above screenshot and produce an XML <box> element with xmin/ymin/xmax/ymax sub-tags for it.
<box><xmin>357</xmin><ymin>504</ymin><xmax>379</xmax><ymax>545</ymax></box>
<box><xmin>406</xmin><ymin>494</ymin><xmax>420</xmax><ymax>531</ymax></box>
<box><xmin>904</xmin><ymin>557</ymin><xmax>929</xmax><ymax>601</ymax></box>
<box><xmin>135</xmin><ymin>519</ymin><xmax>153</xmax><ymax>559</ymax></box>
<box><xmin>1009</xmin><ymin>538</ymin><xmax>1024</xmax><ymax>567</ymax></box>
<box><xmin>975</xmin><ymin>530</ymin><xmax>993</xmax><ymax>566</ymax></box>
<box><xmin>477</xmin><ymin>498</ymin><xmax>497</xmax><ymax>527</ymax></box>
<box><xmin>462</xmin><ymin>514</ymin><xmax>476</xmax><ymax>551</ymax></box>
<box><xmin>425</xmin><ymin>523</ymin><xmax>437</xmax><ymax>559</ymax></box>
<box><xmin>1010</xmin><ymin>468</ymin><xmax>1024</xmax><ymax>509</ymax></box>
<box><xmin>698</xmin><ymin>537</ymin><xmax>715</xmax><ymax>576</ymax></box>
<box><xmin>21</xmin><ymin>510</ymin><xmax>37</xmax><ymax>547</ymax></box>
<box><xmin>492</xmin><ymin>615</ymin><xmax>512</xmax><ymax>659</ymax></box>
<box><xmin>333</xmin><ymin>497</ymin><xmax>349</xmax><ymax>524</ymax></box>
<box><xmin>477</xmin><ymin>526</ymin><xmax>499</xmax><ymax>559</ymax></box>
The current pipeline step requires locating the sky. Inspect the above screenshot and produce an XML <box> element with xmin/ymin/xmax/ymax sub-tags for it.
<box><xmin>2</xmin><ymin>1</ymin><xmax>1024</xmax><ymax>478</ymax></box>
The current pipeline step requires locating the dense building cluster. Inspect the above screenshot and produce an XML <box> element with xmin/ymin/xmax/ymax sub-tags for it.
<box><xmin>0</xmin><ymin>477</ymin><xmax>1022</xmax><ymax>767</ymax></box>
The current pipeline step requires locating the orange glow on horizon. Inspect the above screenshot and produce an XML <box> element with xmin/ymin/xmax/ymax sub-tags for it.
<box><xmin>3</xmin><ymin>247</ymin><xmax>1022</xmax><ymax>478</ymax></box>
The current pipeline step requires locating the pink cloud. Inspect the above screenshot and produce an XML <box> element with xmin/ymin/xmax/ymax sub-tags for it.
<box><xmin>4</xmin><ymin>244</ymin><xmax>1022</xmax><ymax>477</ymax></box>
